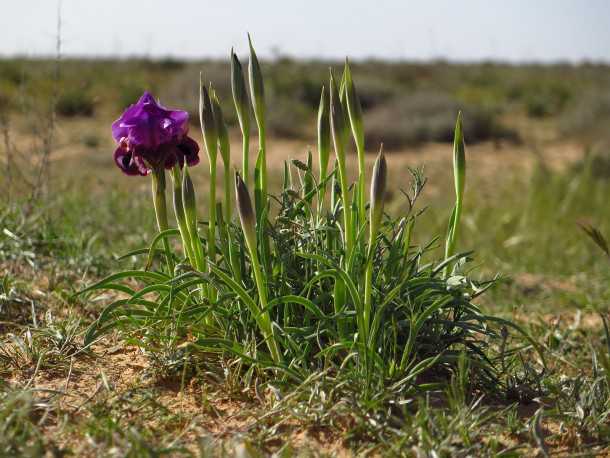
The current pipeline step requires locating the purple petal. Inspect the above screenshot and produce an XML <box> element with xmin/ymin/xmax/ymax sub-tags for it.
<box><xmin>163</xmin><ymin>150</ymin><xmax>179</xmax><ymax>170</ymax></box>
<box><xmin>133</xmin><ymin>155</ymin><xmax>150</xmax><ymax>176</ymax></box>
<box><xmin>111</xmin><ymin>91</ymin><xmax>195</xmax><ymax>175</ymax></box>
<box><xmin>114</xmin><ymin>146</ymin><xmax>144</xmax><ymax>176</ymax></box>
<box><xmin>177</xmin><ymin>136</ymin><xmax>200</xmax><ymax>167</ymax></box>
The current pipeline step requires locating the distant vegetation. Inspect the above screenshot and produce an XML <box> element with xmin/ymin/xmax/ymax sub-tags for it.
<box><xmin>1</xmin><ymin>58</ymin><xmax>610</xmax><ymax>150</ymax></box>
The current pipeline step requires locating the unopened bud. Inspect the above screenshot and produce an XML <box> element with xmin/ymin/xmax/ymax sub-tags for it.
<box><xmin>182</xmin><ymin>166</ymin><xmax>198</xmax><ymax>230</ymax></box>
<box><xmin>211</xmin><ymin>92</ymin><xmax>230</xmax><ymax>166</ymax></box>
<box><xmin>329</xmin><ymin>69</ymin><xmax>348</xmax><ymax>156</ymax></box>
<box><xmin>235</xmin><ymin>171</ymin><xmax>256</xmax><ymax>248</ymax></box>
<box><xmin>370</xmin><ymin>148</ymin><xmax>387</xmax><ymax>235</ymax></box>
<box><xmin>231</xmin><ymin>49</ymin><xmax>250</xmax><ymax>138</ymax></box>
<box><xmin>344</xmin><ymin>59</ymin><xmax>364</xmax><ymax>152</ymax></box>
<box><xmin>199</xmin><ymin>77</ymin><xmax>217</xmax><ymax>161</ymax></box>
<box><xmin>248</xmin><ymin>34</ymin><xmax>265</xmax><ymax>130</ymax></box>
<box><xmin>453</xmin><ymin>111</ymin><xmax>466</xmax><ymax>199</ymax></box>
<box><xmin>317</xmin><ymin>85</ymin><xmax>330</xmax><ymax>181</ymax></box>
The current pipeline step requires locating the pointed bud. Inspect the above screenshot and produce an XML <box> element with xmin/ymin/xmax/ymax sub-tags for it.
<box><xmin>317</xmin><ymin>85</ymin><xmax>330</xmax><ymax>181</ymax></box>
<box><xmin>344</xmin><ymin>59</ymin><xmax>364</xmax><ymax>152</ymax></box>
<box><xmin>211</xmin><ymin>92</ymin><xmax>230</xmax><ymax>166</ymax></box>
<box><xmin>329</xmin><ymin>69</ymin><xmax>348</xmax><ymax>156</ymax></box>
<box><xmin>453</xmin><ymin>111</ymin><xmax>466</xmax><ymax>200</ymax></box>
<box><xmin>330</xmin><ymin>160</ymin><xmax>339</xmax><ymax>210</ymax></box>
<box><xmin>182</xmin><ymin>167</ymin><xmax>198</xmax><ymax>230</ymax></box>
<box><xmin>231</xmin><ymin>49</ymin><xmax>250</xmax><ymax>138</ymax></box>
<box><xmin>247</xmin><ymin>34</ymin><xmax>265</xmax><ymax>130</ymax></box>
<box><xmin>199</xmin><ymin>77</ymin><xmax>217</xmax><ymax>161</ymax></box>
<box><xmin>370</xmin><ymin>148</ymin><xmax>387</xmax><ymax>235</ymax></box>
<box><xmin>235</xmin><ymin>171</ymin><xmax>256</xmax><ymax>248</ymax></box>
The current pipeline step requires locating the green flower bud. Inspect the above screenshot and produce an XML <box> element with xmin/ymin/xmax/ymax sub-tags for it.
<box><xmin>235</xmin><ymin>171</ymin><xmax>256</xmax><ymax>249</ymax></box>
<box><xmin>211</xmin><ymin>92</ymin><xmax>230</xmax><ymax>167</ymax></box>
<box><xmin>329</xmin><ymin>69</ymin><xmax>348</xmax><ymax>157</ymax></box>
<box><xmin>247</xmin><ymin>34</ymin><xmax>265</xmax><ymax>131</ymax></box>
<box><xmin>199</xmin><ymin>77</ymin><xmax>217</xmax><ymax>162</ymax></box>
<box><xmin>453</xmin><ymin>111</ymin><xmax>465</xmax><ymax>201</ymax></box>
<box><xmin>317</xmin><ymin>85</ymin><xmax>331</xmax><ymax>182</ymax></box>
<box><xmin>344</xmin><ymin>59</ymin><xmax>364</xmax><ymax>153</ymax></box>
<box><xmin>370</xmin><ymin>149</ymin><xmax>387</xmax><ymax>236</ymax></box>
<box><xmin>182</xmin><ymin>166</ymin><xmax>198</xmax><ymax>229</ymax></box>
<box><xmin>231</xmin><ymin>48</ymin><xmax>250</xmax><ymax>138</ymax></box>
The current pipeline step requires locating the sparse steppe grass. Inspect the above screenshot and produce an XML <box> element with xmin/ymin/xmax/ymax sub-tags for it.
<box><xmin>1</xmin><ymin>50</ymin><xmax>610</xmax><ymax>456</ymax></box>
<box><xmin>2</xmin><ymin>143</ymin><xmax>610</xmax><ymax>455</ymax></box>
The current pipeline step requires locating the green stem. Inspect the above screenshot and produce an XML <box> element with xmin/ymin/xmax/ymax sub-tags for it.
<box><xmin>250</xmin><ymin>248</ymin><xmax>280</xmax><ymax>363</ymax></box>
<box><xmin>444</xmin><ymin>200</ymin><xmax>463</xmax><ymax>276</ymax></box>
<box><xmin>258</xmin><ymin>124</ymin><xmax>267</xmax><ymax>201</ymax></box>
<box><xmin>223</xmin><ymin>162</ymin><xmax>232</xmax><ymax>222</ymax></box>
<box><xmin>363</xmin><ymin>260</ymin><xmax>373</xmax><ymax>338</ymax></box>
<box><xmin>336</xmin><ymin>145</ymin><xmax>353</xmax><ymax>260</ymax></box>
<box><xmin>208</xmin><ymin>159</ymin><xmax>217</xmax><ymax>300</ymax></box>
<box><xmin>151</xmin><ymin>168</ymin><xmax>174</xmax><ymax>273</ymax></box>
<box><xmin>240</xmin><ymin>220</ymin><xmax>280</xmax><ymax>363</ymax></box>
<box><xmin>242</xmin><ymin>131</ymin><xmax>250</xmax><ymax>188</ymax></box>
<box><xmin>170</xmin><ymin>166</ymin><xmax>195</xmax><ymax>265</ymax></box>
<box><xmin>356</xmin><ymin>140</ymin><xmax>366</xmax><ymax>227</ymax></box>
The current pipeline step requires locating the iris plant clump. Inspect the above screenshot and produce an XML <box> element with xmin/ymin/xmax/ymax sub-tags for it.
<box><xmin>82</xmin><ymin>39</ymin><xmax>535</xmax><ymax>399</ymax></box>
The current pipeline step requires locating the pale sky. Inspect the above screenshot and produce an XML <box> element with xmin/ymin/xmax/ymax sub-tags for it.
<box><xmin>2</xmin><ymin>0</ymin><xmax>610</xmax><ymax>62</ymax></box>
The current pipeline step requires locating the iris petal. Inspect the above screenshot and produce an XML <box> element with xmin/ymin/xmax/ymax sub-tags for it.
<box><xmin>111</xmin><ymin>92</ymin><xmax>199</xmax><ymax>177</ymax></box>
<box><xmin>114</xmin><ymin>146</ymin><xmax>141</xmax><ymax>176</ymax></box>
<box><xmin>178</xmin><ymin>136</ymin><xmax>200</xmax><ymax>167</ymax></box>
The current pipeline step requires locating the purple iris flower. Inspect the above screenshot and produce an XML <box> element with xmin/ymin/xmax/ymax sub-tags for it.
<box><xmin>111</xmin><ymin>92</ymin><xmax>199</xmax><ymax>176</ymax></box>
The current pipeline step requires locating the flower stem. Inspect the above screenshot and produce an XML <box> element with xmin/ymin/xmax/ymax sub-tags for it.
<box><xmin>249</xmin><ymin>243</ymin><xmax>281</xmax><ymax>364</ymax></box>
<box><xmin>242</xmin><ymin>131</ymin><xmax>250</xmax><ymax>188</ymax></box>
<box><xmin>335</xmin><ymin>143</ymin><xmax>353</xmax><ymax>259</ymax></box>
<box><xmin>223</xmin><ymin>162</ymin><xmax>232</xmax><ymax>223</ymax></box>
<box><xmin>170</xmin><ymin>166</ymin><xmax>195</xmax><ymax>265</ymax></box>
<box><xmin>208</xmin><ymin>158</ymin><xmax>217</xmax><ymax>300</ymax></box>
<box><xmin>151</xmin><ymin>167</ymin><xmax>174</xmax><ymax>273</ymax></box>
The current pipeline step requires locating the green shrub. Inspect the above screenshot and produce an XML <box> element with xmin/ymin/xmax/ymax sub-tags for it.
<box><xmin>560</xmin><ymin>91</ymin><xmax>610</xmax><ymax>143</ymax></box>
<box><xmin>81</xmin><ymin>134</ymin><xmax>100</xmax><ymax>149</ymax></box>
<box><xmin>511</xmin><ymin>82</ymin><xmax>571</xmax><ymax>118</ymax></box>
<box><xmin>56</xmin><ymin>89</ymin><xmax>95</xmax><ymax>117</ymax></box>
<box><xmin>365</xmin><ymin>92</ymin><xmax>518</xmax><ymax>149</ymax></box>
<box><xmin>80</xmin><ymin>42</ymin><xmax>531</xmax><ymax>404</ymax></box>
<box><xmin>118</xmin><ymin>84</ymin><xmax>147</xmax><ymax>110</ymax></box>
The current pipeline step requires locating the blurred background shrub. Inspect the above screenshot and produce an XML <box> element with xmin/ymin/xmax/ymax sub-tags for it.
<box><xmin>56</xmin><ymin>88</ymin><xmax>95</xmax><ymax>117</ymax></box>
<box><xmin>1</xmin><ymin>58</ymin><xmax>609</xmax><ymax>151</ymax></box>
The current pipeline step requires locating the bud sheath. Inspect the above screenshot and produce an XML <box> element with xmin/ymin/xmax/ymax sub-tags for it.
<box><xmin>317</xmin><ymin>85</ymin><xmax>331</xmax><ymax>187</ymax></box>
